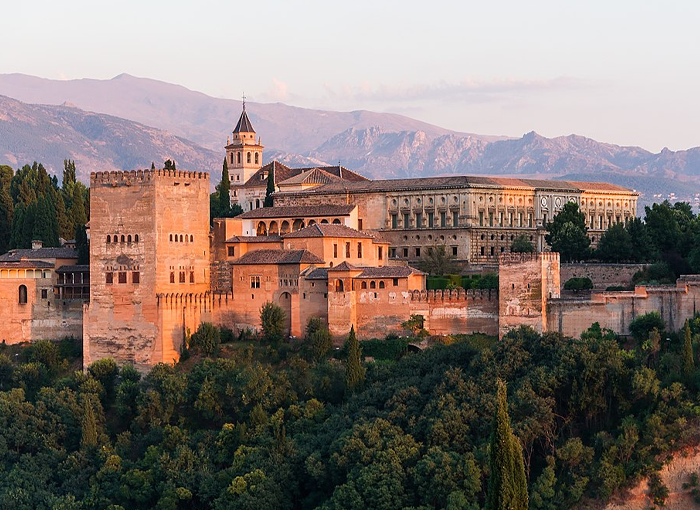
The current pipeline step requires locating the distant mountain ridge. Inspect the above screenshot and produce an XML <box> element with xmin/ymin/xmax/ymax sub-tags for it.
<box><xmin>1</xmin><ymin>73</ymin><xmax>700</xmax><ymax>210</ymax></box>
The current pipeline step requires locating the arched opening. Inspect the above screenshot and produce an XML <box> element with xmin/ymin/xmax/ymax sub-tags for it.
<box><xmin>277</xmin><ymin>291</ymin><xmax>292</xmax><ymax>336</ymax></box>
<box><xmin>247</xmin><ymin>152</ymin><xmax>251</xmax><ymax>163</ymax></box>
<box><xmin>170</xmin><ymin>272</ymin><xmax>175</xmax><ymax>284</ymax></box>
<box><xmin>308</xmin><ymin>220</ymin><xmax>316</xmax><ymax>226</ymax></box>
<box><xmin>230</xmin><ymin>153</ymin><xmax>234</xmax><ymax>164</ymax></box>
<box><xmin>237</xmin><ymin>152</ymin><xmax>241</xmax><ymax>164</ymax></box>
<box><xmin>175</xmin><ymin>235</ymin><xmax>179</xmax><ymax>243</ymax></box>
<box><xmin>280</xmin><ymin>221</ymin><xmax>290</xmax><ymax>234</ymax></box>
<box><xmin>332</xmin><ymin>219</ymin><xmax>341</xmax><ymax>225</ymax></box>
<box><xmin>127</xmin><ymin>235</ymin><xmax>132</xmax><ymax>243</ymax></box>
<box><xmin>320</xmin><ymin>219</ymin><xmax>329</xmax><ymax>224</ymax></box>
<box><xmin>121</xmin><ymin>235</ymin><xmax>125</xmax><ymax>243</ymax></box>
<box><xmin>269</xmin><ymin>221</ymin><xmax>279</xmax><ymax>235</ymax></box>
<box><xmin>361</xmin><ymin>281</ymin><xmax>367</xmax><ymax>289</ymax></box>
<box><xmin>190</xmin><ymin>235</ymin><xmax>193</xmax><ymax>242</ymax></box>
<box><xmin>254</xmin><ymin>153</ymin><xmax>259</xmax><ymax>165</ymax></box>
<box><xmin>180</xmin><ymin>235</ymin><xmax>183</xmax><ymax>242</ymax></box>
<box><xmin>292</xmin><ymin>219</ymin><xmax>305</xmax><ymax>231</ymax></box>
<box><xmin>335</xmin><ymin>279</ymin><xmax>344</xmax><ymax>292</ymax></box>
<box><xmin>135</xmin><ymin>234</ymin><xmax>139</xmax><ymax>243</ymax></box>
<box><xmin>379</xmin><ymin>281</ymin><xmax>385</xmax><ymax>289</ymax></box>
<box><xmin>370</xmin><ymin>281</ymin><xmax>376</xmax><ymax>289</ymax></box>
<box><xmin>257</xmin><ymin>222</ymin><xmax>268</xmax><ymax>236</ymax></box>
<box><xmin>170</xmin><ymin>234</ymin><xmax>173</xmax><ymax>241</ymax></box>
<box><xmin>18</xmin><ymin>285</ymin><xmax>27</xmax><ymax>304</ymax></box>
<box><xmin>106</xmin><ymin>235</ymin><xmax>111</xmax><ymax>243</ymax></box>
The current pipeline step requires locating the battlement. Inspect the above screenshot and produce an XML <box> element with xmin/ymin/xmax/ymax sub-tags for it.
<box><xmin>410</xmin><ymin>288</ymin><xmax>496</xmax><ymax>302</ymax></box>
<box><xmin>90</xmin><ymin>169</ymin><xmax>209</xmax><ymax>187</ymax></box>
<box><xmin>499</xmin><ymin>252</ymin><xmax>560</xmax><ymax>265</ymax></box>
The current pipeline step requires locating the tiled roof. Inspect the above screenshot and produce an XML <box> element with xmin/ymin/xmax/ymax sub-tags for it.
<box><xmin>0</xmin><ymin>247</ymin><xmax>79</xmax><ymax>262</ymax></box>
<box><xmin>329</xmin><ymin>261</ymin><xmax>359</xmax><ymax>272</ymax></box>
<box><xmin>282</xmin><ymin>223</ymin><xmax>374</xmax><ymax>239</ymax></box>
<box><xmin>0</xmin><ymin>260</ymin><xmax>54</xmax><ymax>269</ymax></box>
<box><xmin>275</xmin><ymin>176</ymin><xmax>636</xmax><ymax>195</ymax></box>
<box><xmin>55</xmin><ymin>264</ymin><xmax>90</xmax><ymax>273</ymax></box>
<box><xmin>231</xmin><ymin>249</ymin><xmax>324</xmax><ymax>265</ymax></box>
<box><xmin>278</xmin><ymin>167</ymin><xmax>344</xmax><ymax>186</ymax></box>
<box><xmin>304</xmin><ymin>267</ymin><xmax>329</xmax><ymax>280</ymax></box>
<box><xmin>242</xmin><ymin>161</ymin><xmax>368</xmax><ymax>189</ymax></box>
<box><xmin>356</xmin><ymin>266</ymin><xmax>424</xmax><ymax>278</ymax></box>
<box><xmin>233</xmin><ymin>109</ymin><xmax>255</xmax><ymax>133</ymax></box>
<box><xmin>237</xmin><ymin>204</ymin><xmax>355</xmax><ymax>219</ymax></box>
<box><xmin>225</xmin><ymin>235</ymin><xmax>283</xmax><ymax>244</ymax></box>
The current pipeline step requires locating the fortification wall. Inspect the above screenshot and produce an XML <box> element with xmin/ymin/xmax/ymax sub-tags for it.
<box><xmin>409</xmin><ymin>289</ymin><xmax>499</xmax><ymax>337</ymax></box>
<box><xmin>561</xmin><ymin>263</ymin><xmax>646</xmax><ymax>290</ymax></box>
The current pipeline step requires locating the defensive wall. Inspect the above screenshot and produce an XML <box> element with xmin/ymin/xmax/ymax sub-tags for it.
<box><xmin>560</xmin><ymin>263</ymin><xmax>647</xmax><ymax>290</ymax></box>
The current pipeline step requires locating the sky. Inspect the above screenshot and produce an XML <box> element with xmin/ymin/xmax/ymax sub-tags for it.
<box><xmin>3</xmin><ymin>0</ymin><xmax>700</xmax><ymax>152</ymax></box>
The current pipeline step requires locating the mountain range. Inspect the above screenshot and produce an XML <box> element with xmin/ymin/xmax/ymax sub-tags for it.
<box><xmin>0</xmin><ymin>73</ymin><xmax>699</xmax><ymax>210</ymax></box>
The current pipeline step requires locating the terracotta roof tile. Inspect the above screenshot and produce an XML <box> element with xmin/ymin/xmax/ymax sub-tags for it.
<box><xmin>231</xmin><ymin>249</ymin><xmax>324</xmax><ymax>265</ymax></box>
<box><xmin>0</xmin><ymin>260</ymin><xmax>55</xmax><ymax>269</ymax></box>
<box><xmin>278</xmin><ymin>168</ymin><xmax>343</xmax><ymax>186</ymax></box>
<box><xmin>0</xmin><ymin>247</ymin><xmax>78</xmax><ymax>262</ymax></box>
<box><xmin>55</xmin><ymin>264</ymin><xmax>90</xmax><ymax>273</ymax></box>
<box><xmin>225</xmin><ymin>235</ymin><xmax>283</xmax><ymax>244</ymax></box>
<box><xmin>304</xmin><ymin>267</ymin><xmax>329</xmax><ymax>280</ymax></box>
<box><xmin>242</xmin><ymin>161</ymin><xmax>368</xmax><ymax>189</ymax></box>
<box><xmin>237</xmin><ymin>204</ymin><xmax>355</xmax><ymax>219</ymax></box>
<box><xmin>328</xmin><ymin>261</ymin><xmax>359</xmax><ymax>271</ymax></box>
<box><xmin>356</xmin><ymin>266</ymin><xmax>424</xmax><ymax>278</ymax></box>
<box><xmin>282</xmin><ymin>223</ymin><xmax>374</xmax><ymax>239</ymax></box>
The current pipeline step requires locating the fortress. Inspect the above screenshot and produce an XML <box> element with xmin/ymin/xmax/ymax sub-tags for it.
<box><xmin>0</xmin><ymin>107</ymin><xmax>691</xmax><ymax>370</ymax></box>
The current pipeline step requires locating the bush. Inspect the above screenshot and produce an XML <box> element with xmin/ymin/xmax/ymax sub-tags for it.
<box><xmin>360</xmin><ymin>338</ymin><xmax>409</xmax><ymax>361</ymax></box>
<box><xmin>28</xmin><ymin>340</ymin><xmax>62</xmax><ymax>373</ymax></box>
<box><xmin>310</xmin><ymin>329</ymin><xmax>332</xmax><ymax>362</ymax></box>
<box><xmin>189</xmin><ymin>322</ymin><xmax>221</xmax><ymax>355</ymax></box>
<box><xmin>648</xmin><ymin>472</ymin><xmax>669</xmax><ymax>507</ymax></box>
<box><xmin>260</xmin><ymin>302</ymin><xmax>286</xmax><ymax>344</ymax></box>
<box><xmin>629</xmin><ymin>312</ymin><xmax>665</xmax><ymax>342</ymax></box>
<box><xmin>476</xmin><ymin>273</ymin><xmax>498</xmax><ymax>289</ymax></box>
<box><xmin>564</xmin><ymin>277</ymin><xmax>593</xmax><ymax>291</ymax></box>
<box><xmin>220</xmin><ymin>327</ymin><xmax>235</xmax><ymax>344</ymax></box>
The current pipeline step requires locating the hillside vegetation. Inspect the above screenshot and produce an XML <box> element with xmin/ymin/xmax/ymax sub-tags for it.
<box><xmin>0</xmin><ymin>317</ymin><xmax>698</xmax><ymax>510</ymax></box>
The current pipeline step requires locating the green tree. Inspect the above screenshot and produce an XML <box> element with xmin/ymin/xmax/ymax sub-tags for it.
<box><xmin>76</xmin><ymin>224</ymin><xmax>89</xmax><ymax>264</ymax></box>
<box><xmin>545</xmin><ymin>203</ymin><xmax>590</xmax><ymax>262</ymax></box>
<box><xmin>510</xmin><ymin>234</ymin><xmax>534</xmax><ymax>254</ymax></box>
<box><xmin>563</xmin><ymin>277</ymin><xmax>593</xmax><ymax>291</ymax></box>
<box><xmin>628</xmin><ymin>312</ymin><xmax>665</xmax><ymax>343</ymax></box>
<box><xmin>596</xmin><ymin>223</ymin><xmax>633</xmax><ymax>262</ymax></box>
<box><xmin>219</xmin><ymin>158</ymin><xmax>231</xmax><ymax>217</ymax></box>
<box><xmin>81</xmin><ymin>394</ymin><xmax>99</xmax><ymax>448</ymax></box>
<box><xmin>69</xmin><ymin>184</ymin><xmax>88</xmax><ymax>233</ymax></box>
<box><xmin>264</xmin><ymin>165</ymin><xmax>275</xmax><ymax>207</ymax></box>
<box><xmin>626</xmin><ymin>217</ymin><xmax>657</xmax><ymax>262</ymax></box>
<box><xmin>260</xmin><ymin>301</ymin><xmax>286</xmax><ymax>343</ymax></box>
<box><xmin>189</xmin><ymin>322</ymin><xmax>221</xmax><ymax>355</ymax></box>
<box><xmin>0</xmin><ymin>182</ymin><xmax>12</xmax><ymax>254</ymax></box>
<box><xmin>485</xmin><ymin>379</ymin><xmax>528</xmax><ymax>510</ymax></box>
<box><xmin>345</xmin><ymin>325</ymin><xmax>365</xmax><ymax>392</ymax></box>
<box><xmin>32</xmin><ymin>195</ymin><xmax>59</xmax><ymax>247</ymax></box>
<box><xmin>62</xmin><ymin>159</ymin><xmax>76</xmax><ymax>192</ymax></box>
<box><xmin>682</xmin><ymin>320</ymin><xmax>695</xmax><ymax>380</ymax></box>
<box><xmin>164</xmin><ymin>159</ymin><xmax>176</xmax><ymax>170</ymax></box>
<box><xmin>310</xmin><ymin>328</ymin><xmax>332</xmax><ymax>362</ymax></box>
<box><xmin>418</xmin><ymin>244</ymin><xmax>459</xmax><ymax>276</ymax></box>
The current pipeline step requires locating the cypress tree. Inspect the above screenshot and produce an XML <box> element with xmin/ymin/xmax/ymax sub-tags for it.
<box><xmin>76</xmin><ymin>224</ymin><xmax>89</xmax><ymax>265</ymax></box>
<box><xmin>9</xmin><ymin>204</ymin><xmax>25</xmax><ymax>249</ymax></box>
<box><xmin>486</xmin><ymin>379</ymin><xmax>528</xmax><ymax>510</ymax></box>
<box><xmin>682</xmin><ymin>320</ymin><xmax>695</xmax><ymax>380</ymax></box>
<box><xmin>219</xmin><ymin>158</ymin><xmax>231</xmax><ymax>217</ymax></box>
<box><xmin>81</xmin><ymin>395</ymin><xmax>98</xmax><ymax>448</ymax></box>
<box><xmin>345</xmin><ymin>325</ymin><xmax>365</xmax><ymax>392</ymax></box>
<box><xmin>0</xmin><ymin>185</ymin><xmax>12</xmax><ymax>254</ymax></box>
<box><xmin>151</xmin><ymin>162</ymin><xmax>156</xmax><ymax>170</ymax></box>
<box><xmin>264</xmin><ymin>165</ymin><xmax>275</xmax><ymax>207</ymax></box>
<box><xmin>62</xmin><ymin>159</ymin><xmax>76</xmax><ymax>192</ymax></box>
<box><xmin>69</xmin><ymin>185</ymin><xmax>87</xmax><ymax>233</ymax></box>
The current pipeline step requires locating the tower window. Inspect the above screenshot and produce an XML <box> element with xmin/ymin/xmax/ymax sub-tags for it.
<box><xmin>170</xmin><ymin>272</ymin><xmax>175</xmax><ymax>284</ymax></box>
<box><xmin>170</xmin><ymin>234</ymin><xmax>173</xmax><ymax>241</ymax></box>
<box><xmin>118</xmin><ymin>272</ymin><xmax>127</xmax><ymax>284</ymax></box>
<box><xmin>106</xmin><ymin>272</ymin><xmax>113</xmax><ymax>284</ymax></box>
<box><xmin>106</xmin><ymin>235</ymin><xmax>111</xmax><ymax>243</ymax></box>
<box><xmin>18</xmin><ymin>285</ymin><xmax>27</xmax><ymax>304</ymax></box>
<box><xmin>345</xmin><ymin>242</ymin><xmax>350</xmax><ymax>258</ymax></box>
<box><xmin>179</xmin><ymin>271</ymin><xmax>186</xmax><ymax>283</ymax></box>
<box><xmin>247</xmin><ymin>152</ymin><xmax>251</xmax><ymax>163</ymax></box>
<box><xmin>132</xmin><ymin>272</ymin><xmax>140</xmax><ymax>284</ymax></box>
<box><xmin>255</xmin><ymin>153</ymin><xmax>259</xmax><ymax>164</ymax></box>
<box><xmin>230</xmin><ymin>153</ymin><xmax>234</xmax><ymax>164</ymax></box>
<box><xmin>179</xmin><ymin>235</ymin><xmax>183</xmax><ymax>242</ymax></box>
<box><xmin>357</xmin><ymin>242</ymin><xmax>362</xmax><ymax>258</ymax></box>
<box><xmin>121</xmin><ymin>235</ymin><xmax>125</xmax><ymax>243</ymax></box>
<box><xmin>237</xmin><ymin>152</ymin><xmax>241</xmax><ymax>164</ymax></box>
<box><xmin>190</xmin><ymin>235</ymin><xmax>193</xmax><ymax>242</ymax></box>
<box><xmin>190</xmin><ymin>271</ymin><xmax>194</xmax><ymax>283</ymax></box>
<box><xmin>135</xmin><ymin>234</ymin><xmax>139</xmax><ymax>243</ymax></box>
<box><xmin>127</xmin><ymin>235</ymin><xmax>132</xmax><ymax>243</ymax></box>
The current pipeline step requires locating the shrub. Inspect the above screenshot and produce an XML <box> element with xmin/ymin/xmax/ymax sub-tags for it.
<box><xmin>310</xmin><ymin>328</ymin><xmax>332</xmax><ymax>362</ymax></box>
<box><xmin>189</xmin><ymin>322</ymin><xmax>221</xmax><ymax>355</ymax></box>
<box><xmin>360</xmin><ymin>338</ymin><xmax>409</xmax><ymax>361</ymax></box>
<box><xmin>629</xmin><ymin>312</ymin><xmax>665</xmax><ymax>343</ymax></box>
<box><xmin>648</xmin><ymin>472</ymin><xmax>669</xmax><ymax>507</ymax></box>
<box><xmin>564</xmin><ymin>277</ymin><xmax>593</xmax><ymax>291</ymax></box>
<box><xmin>260</xmin><ymin>302</ymin><xmax>286</xmax><ymax>344</ymax></box>
<box><xmin>220</xmin><ymin>327</ymin><xmax>235</xmax><ymax>344</ymax></box>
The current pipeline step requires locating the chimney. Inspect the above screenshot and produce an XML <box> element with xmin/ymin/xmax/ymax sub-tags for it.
<box><xmin>31</xmin><ymin>239</ymin><xmax>43</xmax><ymax>250</ymax></box>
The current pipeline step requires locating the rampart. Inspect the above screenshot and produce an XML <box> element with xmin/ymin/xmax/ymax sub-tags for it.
<box><xmin>90</xmin><ymin>169</ymin><xmax>209</xmax><ymax>187</ymax></box>
<box><xmin>409</xmin><ymin>288</ymin><xmax>499</xmax><ymax>337</ymax></box>
<box><xmin>560</xmin><ymin>263</ymin><xmax>646</xmax><ymax>290</ymax></box>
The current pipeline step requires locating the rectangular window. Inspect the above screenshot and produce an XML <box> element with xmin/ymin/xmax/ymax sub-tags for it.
<box><xmin>391</xmin><ymin>214</ymin><xmax>397</xmax><ymax>229</ymax></box>
<box><xmin>132</xmin><ymin>272</ymin><xmax>140</xmax><ymax>284</ymax></box>
<box><xmin>416</xmin><ymin>213</ymin><xmax>423</xmax><ymax>228</ymax></box>
<box><xmin>378</xmin><ymin>246</ymin><xmax>383</xmax><ymax>260</ymax></box>
<box><xmin>393</xmin><ymin>278</ymin><xmax>399</xmax><ymax>287</ymax></box>
<box><xmin>345</xmin><ymin>242</ymin><xmax>351</xmax><ymax>258</ymax></box>
<box><xmin>452</xmin><ymin>246</ymin><xmax>458</xmax><ymax>256</ymax></box>
<box><xmin>390</xmin><ymin>248</ymin><xmax>396</xmax><ymax>258</ymax></box>
<box><xmin>357</xmin><ymin>242</ymin><xmax>362</xmax><ymax>258</ymax></box>
<box><xmin>490</xmin><ymin>246</ymin><xmax>495</xmax><ymax>256</ymax></box>
<box><xmin>489</xmin><ymin>212</ymin><xmax>493</xmax><ymax>227</ymax></box>
<box><xmin>333</xmin><ymin>243</ymin><xmax>338</xmax><ymax>258</ymax></box>
<box><xmin>106</xmin><ymin>272</ymin><xmax>113</xmax><ymax>284</ymax></box>
<box><xmin>453</xmin><ymin>211</ymin><xmax>459</xmax><ymax>227</ymax></box>
<box><xmin>479</xmin><ymin>211</ymin><xmax>484</xmax><ymax>226</ymax></box>
<box><xmin>179</xmin><ymin>271</ymin><xmax>186</xmax><ymax>283</ymax></box>
<box><xmin>250</xmin><ymin>275</ymin><xmax>261</xmax><ymax>289</ymax></box>
<box><xmin>403</xmin><ymin>248</ymin><xmax>409</xmax><ymax>258</ymax></box>
<box><xmin>509</xmin><ymin>212</ymin><xmax>513</xmax><ymax>226</ymax></box>
<box><xmin>440</xmin><ymin>211</ymin><xmax>446</xmax><ymax>227</ymax></box>
<box><xmin>480</xmin><ymin>246</ymin><xmax>485</xmax><ymax>256</ymax></box>
<box><xmin>428</xmin><ymin>212</ymin><xmax>434</xmax><ymax>228</ymax></box>
<box><xmin>519</xmin><ymin>212</ymin><xmax>523</xmax><ymax>227</ymax></box>
<box><xmin>118</xmin><ymin>272</ymin><xmax>127</xmax><ymax>284</ymax></box>
<box><xmin>499</xmin><ymin>212</ymin><xmax>503</xmax><ymax>226</ymax></box>
<box><xmin>528</xmin><ymin>214</ymin><xmax>533</xmax><ymax>227</ymax></box>
<box><xmin>227</xmin><ymin>246</ymin><xmax>235</xmax><ymax>257</ymax></box>
<box><xmin>358</xmin><ymin>219</ymin><xmax>363</xmax><ymax>230</ymax></box>
<box><xmin>403</xmin><ymin>213</ymin><xmax>410</xmax><ymax>228</ymax></box>
<box><xmin>190</xmin><ymin>271</ymin><xmax>194</xmax><ymax>283</ymax></box>
<box><xmin>414</xmin><ymin>247</ymin><xmax>420</xmax><ymax>257</ymax></box>
<box><xmin>41</xmin><ymin>289</ymin><xmax>48</xmax><ymax>299</ymax></box>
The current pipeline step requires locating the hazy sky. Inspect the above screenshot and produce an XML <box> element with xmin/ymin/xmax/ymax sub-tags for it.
<box><xmin>3</xmin><ymin>0</ymin><xmax>699</xmax><ymax>152</ymax></box>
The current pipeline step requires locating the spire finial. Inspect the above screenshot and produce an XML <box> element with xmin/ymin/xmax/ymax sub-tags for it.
<box><xmin>242</xmin><ymin>92</ymin><xmax>246</xmax><ymax>111</ymax></box>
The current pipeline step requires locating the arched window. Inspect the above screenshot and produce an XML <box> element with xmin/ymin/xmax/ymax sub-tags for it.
<box><xmin>370</xmin><ymin>281</ymin><xmax>376</xmax><ymax>289</ymax></box>
<box><xmin>170</xmin><ymin>272</ymin><xmax>175</xmax><ymax>284</ymax></box>
<box><xmin>170</xmin><ymin>234</ymin><xmax>173</xmax><ymax>241</ymax></box>
<box><xmin>135</xmin><ymin>234</ymin><xmax>139</xmax><ymax>243</ymax></box>
<box><xmin>257</xmin><ymin>222</ymin><xmax>268</xmax><ymax>236</ymax></box>
<box><xmin>320</xmin><ymin>219</ymin><xmax>329</xmax><ymax>224</ymax></box>
<box><xmin>127</xmin><ymin>235</ymin><xmax>132</xmax><ymax>243</ymax></box>
<box><xmin>190</xmin><ymin>235</ymin><xmax>193</xmax><ymax>242</ymax></box>
<box><xmin>121</xmin><ymin>235</ymin><xmax>125</xmax><ymax>243</ymax></box>
<box><xmin>335</xmin><ymin>279</ymin><xmax>344</xmax><ymax>292</ymax></box>
<box><xmin>174</xmin><ymin>235</ymin><xmax>178</xmax><ymax>243</ymax></box>
<box><xmin>255</xmin><ymin>153</ymin><xmax>259</xmax><ymax>165</ymax></box>
<box><xmin>230</xmin><ymin>153</ymin><xmax>234</xmax><ymax>164</ymax></box>
<box><xmin>292</xmin><ymin>219</ymin><xmax>305</xmax><ymax>231</ymax></box>
<box><xmin>256</xmin><ymin>199</ymin><xmax>260</xmax><ymax>209</ymax></box>
<box><xmin>179</xmin><ymin>235</ymin><xmax>183</xmax><ymax>242</ymax></box>
<box><xmin>269</xmin><ymin>221</ymin><xmax>278</xmax><ymax>235</ymax></box>
<box><xmin>379</xmin><ymin>281</ymin><xmax>385</xmax><ymax>289</ymax></box>
<box><xmin>107</xmin><ymin>235</ymin><xmax>111</xmax><ymax>243</ymax></box>
<box><xmin>332</xmin><ymin>219</ymin><xmax>341</xmax><ymax>225</ymax></box>
<box><xmin>18</xmin><ymin>285</ymin><xmax>27</xmax><ymax>304</ymax></box>
<box><xmin>247</xmin><ymin>152</ymin><xmax>251</xmax><ymax>164</ymax></box>
<box><xmin>361</xmin><ymin>281</ymin><xmax>367</xmax><ymax>289</ymax></box>
<box><xmin>237</xmin><ymin>152</ymin><xmax>241</xmax><ymax>164</ymax></box>
<box><xmin>280</xmin><ymin>221</ymin><xmax>290</xmax><ymax>234</ymax></box>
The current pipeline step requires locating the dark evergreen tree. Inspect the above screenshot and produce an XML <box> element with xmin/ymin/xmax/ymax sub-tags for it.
<box><xmin>151</xmin><ymin>162</ymin><xmax>156</xmax><ymax>170</ymax></box>
<box><xmin>69</xmin><ymin>184</ymin><xmax>88</xmax><ymax>233</ymax></box>
<box><xmin>596</xmin><ymin>223</ymin><xmax>633</xmax><ymax>262</ymax></box>
<box><xmin>345</xmin><ymin>325</ymin><xmax>365</xmax><ymax>392</ymax></box>
<box><xmin>264</xmin><ymin>165</ymin><xmax>275</xmax><ymax>207</ymax></box>
<box><xmin>626</xmin><ymin>217</ymin><xmax>657</xmax><ymax>263</ymax></box>
<box><xmin>218</xmin><ymin>158</ymin><xmax>231</xmax><ymax>217</ymax></box>
<box><xmin>682</xmin><ymin>320</ymin><xmax>695</xmax><ymax>381</ymax></box>
<box><xmin>545</xmin><ymin>202</ymin><xmax>591</xmax><ymax>262</ymax></box>
<box><xmin>486</xmin><ymin>379</ymin><xmax>528</xmax><ymax>510</ymax></box>
<box><xmin>164</xmin><ymin>159</ymin><xmax>176</xmax><ymax>170</ymax></box>
<box><xmin>62</xmin><ymin>159</ymin><xmax>76</xmax><ymax>192</ymax></box>
<box><xmin>32</xmin><ymin>195</ymin><xmax>60</xmax><ymax>247</ymax></box>
<box><xmin>76</xmin><ymin>224</ymin><xmax>89</xmax><ymax>265</ymax></box>
<box><xmin>511</xmin><ymin>234</ymin><xmax>535</xmax><ymax>253</ymax></box>
<box><xmin>0</xmin><ymin>184</ymin><xmax>12</xmax><ymax>254</ymax></box>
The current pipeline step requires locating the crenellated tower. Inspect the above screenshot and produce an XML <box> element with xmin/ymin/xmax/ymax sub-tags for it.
<box><xmin>225</xmin><ymin>102</ymin><xmax>263</xmax><ymax>203</ymax></box>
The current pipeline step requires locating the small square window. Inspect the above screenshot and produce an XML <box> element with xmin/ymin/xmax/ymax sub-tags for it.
<box><xmin>452</xmin><ymin>246</ymin><xmax>458</xmax><ymax>256</ymax></box>
<box><xmin>106</xmin><ymin>272</ymin><xmax>113</xmax><ymax>284</ymax></box>
<box><xmin>228</xmin><ymin>246</ymin><xmax>235</xmax><ymax>257</ymax></box>
<box><xmin>132</xmin><ymin>272</ymin><xmax>140</xmax><ymax>284</ymax></box>
<box><xmin>118</xmin><ymin>272</ymin><xmax>127</xmax><ymax>284</ymax></box>
<box><xmin>41</xmin><ymin>288</ymin><xmax>48</xmax><ymax>299</ymax></box>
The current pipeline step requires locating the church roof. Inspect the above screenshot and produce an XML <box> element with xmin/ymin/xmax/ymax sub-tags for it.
<box><xmin>233</xmin><ymin>109</ymin><xmax>255</xmax><ymax>134</ymax></box>
<box><xmin>242</xmin><ymin>161</ymin><xmax>368</xmax><ymax>189</ymax></box>
<box><xmin>282</xmin><ymin>223</ymin><xmax>375</xmax><ymax>239</ymax></box>
<box><xmin>278</xmin><ymin>167</ymin><xmax>344</xmax><ymax>186</ymax></box>
<box><xmin>237</xmin><ymin>204</ymin><xmax>356</xmax><ymax>219</ymax></box>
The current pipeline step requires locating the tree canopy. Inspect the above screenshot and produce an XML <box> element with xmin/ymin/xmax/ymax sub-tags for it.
<box><xmin>545</xmin><ymin>203</ymin><xmax>590</xmax><ymax>262</ymax></box>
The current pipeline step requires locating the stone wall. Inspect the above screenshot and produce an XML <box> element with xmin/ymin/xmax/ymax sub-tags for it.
<box><xmin>409</xmin><ymin>289</ymin><xmax>499</xmax><ymax>337</ymax></box>
<box><xmin>561</xmin><ymin>263</ymin><xmax>646</xmax><ymax>290</ymax></box>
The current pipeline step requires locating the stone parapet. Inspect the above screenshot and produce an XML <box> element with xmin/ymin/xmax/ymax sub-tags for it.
<box><xmin>90</xmin><ymin>169</ymin><xmax>209</xmax><ymax>187</ymax></box>
<box><xmin>409</xmin><ymin>288</ymin><xmax>496</xmax><ymax>302</ymax></box>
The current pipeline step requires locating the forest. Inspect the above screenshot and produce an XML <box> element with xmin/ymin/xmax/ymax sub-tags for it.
<box><xmin>0</xmin><ymin>311</ymin><xmax>698</xmax><ymax>510</ymax></box>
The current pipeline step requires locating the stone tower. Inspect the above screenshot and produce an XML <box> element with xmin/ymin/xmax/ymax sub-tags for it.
<box><xmin>83</xmin><ymin>168</ymin><xmax>211</xmax><ymax>370</ymax></box>
<box><xmin>498</xmin><ymin>252</ymin><xmax>560</xmax><ymax>338</ymax></box>
<box><xmin>225</xmin><ymin>104</ymin><xmax>263</xmax><ymax>194</ymax></box>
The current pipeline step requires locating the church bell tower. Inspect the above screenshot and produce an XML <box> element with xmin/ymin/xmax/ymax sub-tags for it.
<box><xmin>225</xmin><ymin>100</ymin><xmax>264</xmax><ymax>192</ymax></box>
